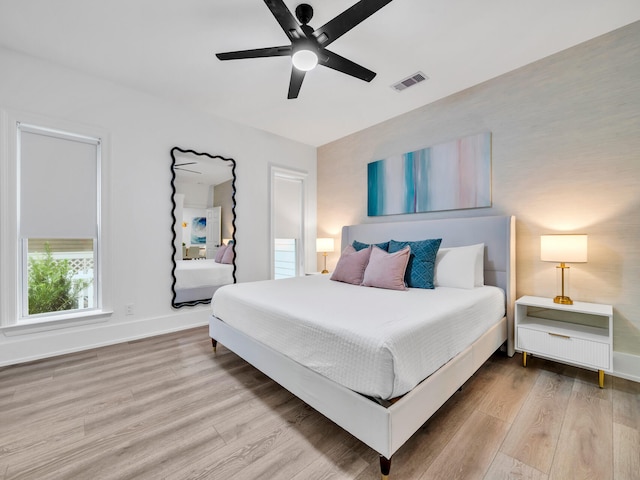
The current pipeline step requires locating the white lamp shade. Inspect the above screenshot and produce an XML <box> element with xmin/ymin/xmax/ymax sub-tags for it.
<box><xmin>292</xmin><ymin>49</ymin><xmax>318</xmax><ymax>71</ymax></box>
<box><xmin>316</xmin><ymin>237</ymin><xmax>335</xmax><ymax>253</ymax></box>
<box><xmin>541</xmin><ymin>234</ymin><xmax>588</xmax><ymax>263</ymax></box>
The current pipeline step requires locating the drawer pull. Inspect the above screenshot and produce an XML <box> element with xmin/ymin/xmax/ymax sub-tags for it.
<box><xmin>548</xmin><ymin>332</ymin><xmax>571</xmax><ymax>339</ymax></box>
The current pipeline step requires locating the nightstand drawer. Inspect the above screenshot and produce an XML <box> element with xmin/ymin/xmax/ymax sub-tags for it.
<box><xmin>518</xmin><ymin>326</ymin><xmax>610</xmax><ymax>370</ymax></box>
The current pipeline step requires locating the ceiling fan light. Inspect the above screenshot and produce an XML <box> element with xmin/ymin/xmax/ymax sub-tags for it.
<box><xmin>292</xmin><ymin>49</ymin><xmax>318</xmax><ymax>71</ymax></box>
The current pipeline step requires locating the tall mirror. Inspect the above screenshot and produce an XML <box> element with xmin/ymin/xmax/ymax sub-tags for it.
<box><xmin>170</xmin><ymin>147</ymin><xmax>236</xmax><ymax>308</ymax></box>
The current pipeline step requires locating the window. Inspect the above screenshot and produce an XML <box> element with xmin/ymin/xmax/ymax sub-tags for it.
<box><xmin>271</xmin><ymin>168</ymin><xmax>306</xmax><ymax>279</ymax></box>
<box><xmin>274</xmin><ymin>238</ymin><xmax>297</xmax><ymax>279</ymax></box>
<box><xmin>17</xmin><ymin>123</ymin><xmax>102</xmax><ymax>321</ymax></box>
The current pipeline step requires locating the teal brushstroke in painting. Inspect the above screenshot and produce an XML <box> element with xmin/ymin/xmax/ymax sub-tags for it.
<box><xmin>403</xmin><ymin>152</ymin><xmax>415</xmax><ymax>214</ymax></box>
<box><xmin>368</xmin><ymin>160</ymin><xmax>385</xmax><ymax>216</ymax></box>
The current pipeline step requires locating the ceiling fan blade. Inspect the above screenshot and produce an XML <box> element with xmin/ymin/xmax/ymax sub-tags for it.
<box><xmin>288</xmin><ymin>68</ymin><xmax>306</xmax><ymax>99</ymax></box>
<box><xmin>263</xmin><ymin>0</ymin><xmax>304</xmax><ymax>41</ymax></box>
<box><xmin>216</xmin><ymin>45</ymin><xmax>292</xmax><ymax>60</ymax></box>
<box><xmin>313</xmin><ymin>0</ymin><xmax>394</xmax><ymax>47</ymax></box>
<box><xmin>320</xmin><ymin>50</ymin><xmax>376</xmax><ymax>82</ymax></box>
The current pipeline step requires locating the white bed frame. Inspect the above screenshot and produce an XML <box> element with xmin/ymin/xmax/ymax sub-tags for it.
<box><xmin>209</xmin><ymin>215</ymin><xmax>515</xmax><ymax>478</ymax></box>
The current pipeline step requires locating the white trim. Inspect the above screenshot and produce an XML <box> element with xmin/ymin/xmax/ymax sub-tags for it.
<box><xmin>17</xmin><ymin>122</ymin><xmax>101</xmax><ymax>145</ymax></box>
<box><xmin>0</xmin><ymin>109</ymin><xmax>112</xmax><ymax>327</ymax></box>
<box><xmin>0</xmin><ymin>109</ymin><xmax>19</xmax><ymax>326</ymax></box>
<box><xmin>612</xmin><ymin>351</ymin><xmax>640</xmax><ymax>383</ymax></box>
<box><xmin>269</xmin><ymin>165</ymin><xmax>310</xmax><ymax>279</ymax></box>
<box><xmin>0</xmin><ymin>308</ymin><xmax>207</xmax><ymax>367</ymax></box>
<box><xmin>1</xmin><ymin>310</ymin><xmax>113</xmax><ymax>336</ymax></box>
<box><xmin>20</xmin><ymin>238</ymin><xmax>27</xmax><ymax>315</ymax></box>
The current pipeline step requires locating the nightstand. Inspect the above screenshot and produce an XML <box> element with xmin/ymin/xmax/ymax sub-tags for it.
<box><xmin>515</xmin><ymin>296</ymin><xmax>613</xmax><ymax>388</ymax></box>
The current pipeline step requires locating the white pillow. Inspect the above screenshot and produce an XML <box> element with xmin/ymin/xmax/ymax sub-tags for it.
<box><xmin>434</xmin><ymin>243</ymin><xmax>484</xmax><ymax>289</ymax></box>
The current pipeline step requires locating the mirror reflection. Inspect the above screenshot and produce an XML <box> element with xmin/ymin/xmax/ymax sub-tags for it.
<box><xmin>170</xmin><ymin>147</ymin><xmax>236</xmax><ymax>308</ymax></box>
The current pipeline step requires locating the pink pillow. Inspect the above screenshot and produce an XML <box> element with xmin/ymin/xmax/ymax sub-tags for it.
<box><xmin>221</xmin><ymin>245</ymin><xmax>234</xmax><ymax>264</ymax></box>
<box><xmin>362</xmin><ymin>245</ymin><xmax>410</xmax><ymax>291</ymax></box>
<box><xmin>330</xmin><ymin>245</ymin><xmax>372</xmax><ymax>285</ymax></box>
<box><xmin>214</xmin><ymin>244</ymin><xmax>228</xmax><ymax>263</ymax></box>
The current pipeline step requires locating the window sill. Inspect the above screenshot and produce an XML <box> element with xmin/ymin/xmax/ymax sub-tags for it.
<box><xmin>1</xmin><ymin>309</ymin><xmax>113</xmax><ymax>337</ymax></box>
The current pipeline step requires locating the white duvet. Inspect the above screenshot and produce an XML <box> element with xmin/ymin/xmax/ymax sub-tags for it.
<box><xmin>175</xmin><ymin>259</ymin><xmax>233</xmax><ymax>289</ymax></box>
<box><xmin>211</xmin><ymin>275</ymin><xmax>505</xmax><ymax>400</ymax></box>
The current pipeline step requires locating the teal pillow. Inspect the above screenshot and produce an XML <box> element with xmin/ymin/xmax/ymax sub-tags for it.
<box><xmin>352</xmin><ymin>240</ymin><xmax>389</xmax><ymax>252</ymax></box>
<box><xmin>388</xmin><ymin>238</ymin><xmax>442</xmax><ymax>289</ymax></box>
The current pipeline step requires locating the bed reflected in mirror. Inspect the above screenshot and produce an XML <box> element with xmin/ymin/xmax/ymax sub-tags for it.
<box><xmin>170</xmin><ymin>147</ymin><xmax>236</xmax><ymax>308</ymax></box>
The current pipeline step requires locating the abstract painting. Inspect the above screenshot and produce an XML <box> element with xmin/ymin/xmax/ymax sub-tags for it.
<box><xmin>191</xmin><ymin>216</ymin><xmax>207</xmax><ymax>244</ymax></box>
<box><xmin>368</xmin><ymin>132</ymin><xmax>491</xmax><ymax>216</ymax></box>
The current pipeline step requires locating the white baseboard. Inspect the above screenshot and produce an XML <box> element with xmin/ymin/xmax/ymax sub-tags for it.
<box><xmin>4</xmin><ymin>319</ymin><xmax>640</xmax><ymax>387</ymax></box>
<box><xmin>613</xmin><ymin>351</ymin><xmax>640</xmax><ymax>383</ymax></box>
<box><xmin>0</xmin><ymin>308</ymin><xmax>209</xmax><ymax>367</ymax></box>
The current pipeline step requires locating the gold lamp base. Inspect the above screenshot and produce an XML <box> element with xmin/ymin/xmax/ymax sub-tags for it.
<box><xmin>553</xmin><ymin>295</ymin><xmax>573</xmax><ymax>305</ymax></box>
<box><xmin>553</xmin><ymin>263</ymin><xmax>573</xmax><ymax>305</ymax></box>
<box><xmin>321</xmin><ymin>252</ymin><xmax>329</xmax><ymax>274</ymax></box>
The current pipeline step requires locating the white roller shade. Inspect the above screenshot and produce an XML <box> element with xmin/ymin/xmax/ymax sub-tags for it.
<box><xmin>19</xmin><ymin>125</ymin><xmax>99</xmax><ymax>239</ymax></box>
<box><xmin>274</xmin><ymin>176</ymin><xmax>303</xmax><ymax>239</ymax></box>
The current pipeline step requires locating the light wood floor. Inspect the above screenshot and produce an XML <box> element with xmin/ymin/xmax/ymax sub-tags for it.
<box><xmin>1</xmin><ymin>326</ymin><xmax>638</xmax><ymax>480</ymax></box>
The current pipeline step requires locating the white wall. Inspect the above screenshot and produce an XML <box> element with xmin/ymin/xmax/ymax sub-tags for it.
<box><xmin>175</xmin><ymin>180</ymin><xmax>210</xmax><ymax>208</ymax></box>
<box><xmin>0</xmin><ymin>47</ymin><xmax>317</xmax><ymax>366</ymax></box>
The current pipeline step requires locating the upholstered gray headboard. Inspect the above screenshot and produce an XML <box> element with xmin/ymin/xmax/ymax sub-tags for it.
<box><xmin>341</xmin><ymin>215</ymin><xmax>516</xmax><ymax>355</ymax></box>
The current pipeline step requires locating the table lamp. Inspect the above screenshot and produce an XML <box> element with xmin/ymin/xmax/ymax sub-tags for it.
<box><xmin>540</xmin><ymin>234</ymin><xmax>588</xmax><ymax>305</ymax></box>
<box><xmin>316</xmin><ymin>238</ymin><xmax>335</xmax><ymax>274</ymax></box>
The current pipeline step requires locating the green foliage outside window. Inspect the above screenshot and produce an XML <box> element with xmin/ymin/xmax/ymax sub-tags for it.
<box><xmin>28</xmin><ymin>243</ymin><xmax>92</xmax><ymax>315</ymax></box>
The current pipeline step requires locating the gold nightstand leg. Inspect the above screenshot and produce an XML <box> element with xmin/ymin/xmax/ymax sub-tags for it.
<box><xmin>522</xmin><ymin>352</ymin><xmax>527</xmax><ymax>367</ymax></box>
<box><xmin>598</xmin><ymin>370</ymin><xmax>604</xmax><ymax>389</ymax></box>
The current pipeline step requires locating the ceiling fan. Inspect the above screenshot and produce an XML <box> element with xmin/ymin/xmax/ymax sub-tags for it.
<box><xmin>174</xmin><ymin>162</ymin><xmax>201</xmax><ymax>175</ymax></box>
<box><xmin>215</xmin><ymin>0</ymin><xmax>394</xmax><ymax>99</ymax></box>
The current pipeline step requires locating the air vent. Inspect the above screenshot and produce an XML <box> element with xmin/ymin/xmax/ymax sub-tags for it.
<box><xmin>391</xmin><ymin>71</ymin><xmax>428</xmax><ymax>92</ymax></box>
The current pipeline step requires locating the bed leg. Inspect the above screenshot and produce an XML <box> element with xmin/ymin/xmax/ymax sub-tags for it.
<box><xmin>211</xmin><ymin>339</ymin><xmax>217</xmax><ymax>352</ymax></box>
<box><xmin>380</xmin><ymin>455</ymin><xmax>391</xmax><ymax>480</ymax></box>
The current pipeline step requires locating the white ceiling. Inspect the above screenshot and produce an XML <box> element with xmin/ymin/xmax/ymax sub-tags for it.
<box><xmin>1</xmin><ymin>0</ymin><xmax>639</xmax><ymax>147</ymax></box>
<box><xmin>173</xmin><ymin>150</ymin><xmax>234</xmax><ymax>186</ymax></box>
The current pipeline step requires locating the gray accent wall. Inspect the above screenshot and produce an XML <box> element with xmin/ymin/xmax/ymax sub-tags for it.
<box><xmin>214</xmin><ymin>179</ymin><xmax>234</xmax><ymax>241</ymax></box>
<box><xmin>318</xmin><ymin>21</ymin><xmax>640</xmax><ymax>358</ymax></box>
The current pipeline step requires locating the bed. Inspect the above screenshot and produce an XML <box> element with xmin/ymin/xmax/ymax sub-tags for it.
<box><xmin>209</xmin><ymin>215</ymin><xmax>515</xmax><ymax>478</ymax></box>
<box><xmin>173</xmin><ymin>259</ymin><xmax>234</xmax><ymax>304</ymax></box>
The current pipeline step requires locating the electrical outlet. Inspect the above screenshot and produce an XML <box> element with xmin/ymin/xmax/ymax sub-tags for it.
<box><xmin>126</xmin><ymin>304</ymin><xmax>135</xmax><ymax>316</ymax></box>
